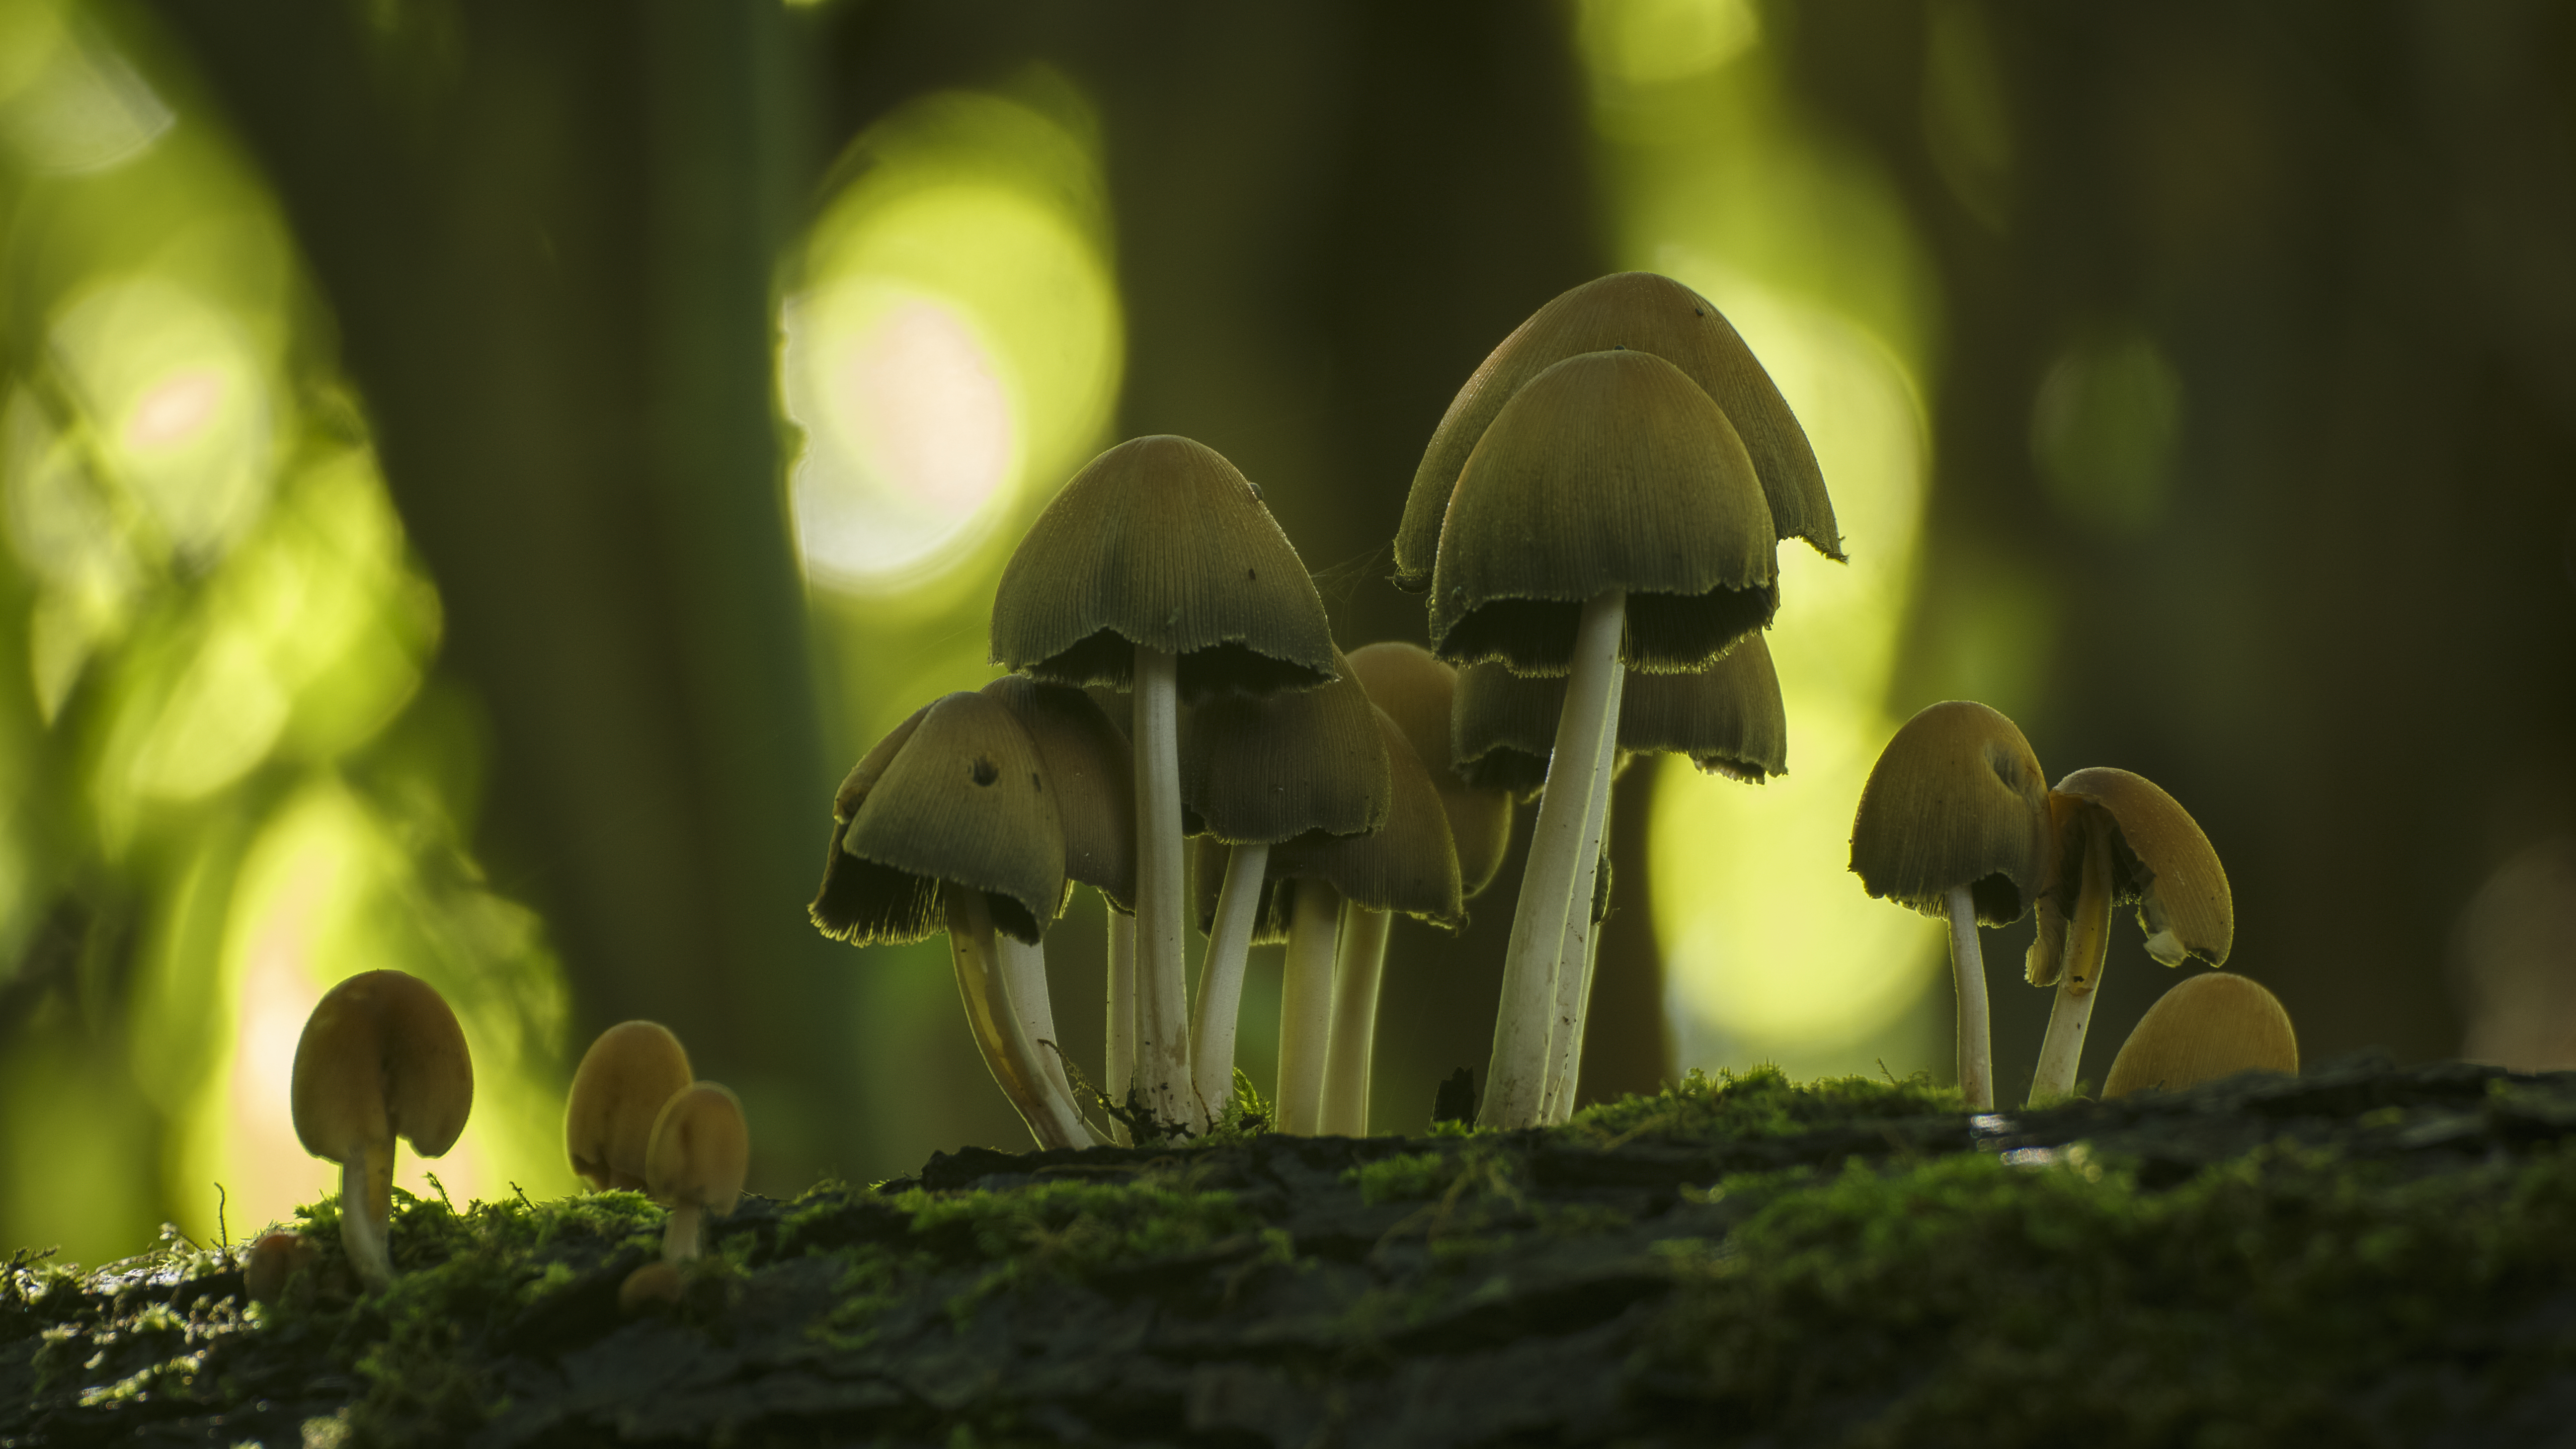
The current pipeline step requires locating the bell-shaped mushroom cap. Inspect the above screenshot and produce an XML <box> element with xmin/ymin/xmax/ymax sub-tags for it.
<box><xmin>814</xmin><ymin>692</ymin><xmax>1067</xmax><ymax>947</ymax></box>
<box><xmin>292</xmin><ymin>969</ymin><xmax>475</xmax><ymax>1168</ymax></box>
<box><xmin>1453</xmin><ymin>634</ymin><xmax>1788</xmax><ymax>798</ymax></box>
<box><xmin>810</xmin><ymin>703</ymin><xmax>932</xmax><ymax>939</ymax></box>
<box><xmin>1849</xmin><ymin>701</ymin><xmax>2051</xmax><ymax>927</ymax></box>
<box><xmin>1346</xmin><ymin>642</ymin><xmax>1515</xmax><ymax>897</ymax></box>
<box><xmin>990</xmin><ymin>435</ymin><xmax>1337</xmax><ymax>701</ymax></box>
<box><xmin>2102</xmin><ymin>972</ymin><xmax>2297</xmax><ymax>1097</ymax></box>
<box><xmin>982</xmin><ymin>676</ymin><xmax>1137</xmax><ymax>910</ymax></box>
<box><xmin>1181</xmin><ymin>646</ymin><xmax>1391</xmax><ymax>845</ymax></box>
<box><xmin>1396</xmin><ymin>270</ymin><xmax>1840</xmax><ymax>592</ymax></box>
<box><xmin>564</xmin><ymin>1021</ymin><xmax>694</xmax><ymax>1191</ymax></box>
<box><xmin>1428</xmin><ymin>349</ymin><xmax>1777</xmax><ymax>675</ymax></box>
<box><xmin>1271</xmin><ymin>706</ymin><xmax>1464</xmax><ymax>926</ymax></box>
<box><xmin>2053</xmin><ymin>766</ymin><xmax>2234</xmax><ymax>968</ymax></box>
<box><xmin>645</xmin><ymin>1081</ymin><xmax>749</xmax><ymax>1218</ymax></box>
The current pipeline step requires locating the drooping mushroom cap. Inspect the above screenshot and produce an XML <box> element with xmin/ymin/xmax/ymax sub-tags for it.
<box><xmin>2052</xmin><ymin>766</ymin><xmax>2234</xmax><ymax>968</ymax></box>
<box><xmin>1270</xmin><ymin>705</ymin><xmax>1464</xmax><ymax>927</ymax></box>
<box><xmin>1452</xmin><ymin>632</ymin><xmax>1788</xmax><ymax>798</ymax></box>
<box><xmin>1849</xmin><ymin>701</ymin><xmax>2051</xmax><ymax>927</ymax></box>
<box><xmin>810</xmin><ymin>691</ymin><xmax>1066</xmax><ymax>947</ymax></box>
<box><xmin>2102</xmin><ymin>972</ymin><xmax>2297</xmax><ymax>1097</ymax></box>
<box><xmin>645</xmin><ymin>1081</ymin><xmax>749</xmax><ymax>1219</ymax></box>
<box><xmin>990</xmin><ymin>435</ymin><xmax>1337</xmax><ymax>701</ymax></box>
<box><xmin>564</xmin><ymin>1021</ymin><xmax>694</xmax><ymax>1191</ymax></box>
<box><xmin>291</xmin><ymin>969</ymin><xmax>475</xmax><ymax>1170</ymax></box>
<box><xmin>1346</xmin><ymin>641</ymin><xmax>1514</xmax><ymax>897</ymax></box>
<box><xmin>1428</xmin><ymin>349</ymin><xmax>1777</xmax><ymax>675</ymax></box>
<box><xmin>1396</xmin><ymin>270</ymin><xmax>1841</xmax><ymax>592</ymax></box>
<box><xmin>1181</xmin><ymin>646</ymin><xmax>1390</xmax><ymax>846</ymax></box>
<box><xmin>982</xmin><ymin>676</ymin><xmax>1137</xmax><ymax>910</ymax></box>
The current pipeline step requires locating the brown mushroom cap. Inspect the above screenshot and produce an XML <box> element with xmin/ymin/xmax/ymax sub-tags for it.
<box><xmin>1452</xmin><ymin>632</ymin><xmax>1788</xmax><ymax>798</ymax></box>
<box><xmin>1270</xmin><ymin>705</ymin><xmax>1464</xmax><ymax>926</ymax></box>
<box><xmin>1346</xmin><ymin>642</ymin><xmax>1514</xmax><ymax>897</ymax></box>
<box><xmin>982</xmin><ymin>676</ymin><xmax>1138</xmax><ymax>910</ymax></box>
<box><xmin>989</xmin><ymin>434</ymin><xmax>1336</xmax><ymax>701</ymax></box>
<box><xmin>2051</xmin><ymin>766</ymin><xmax>2234</xmax><ymax>968</ymax></box>
<box><xmin>564</xmin><ymin>1021</ymin><xmax>694</xmax><ymax>1191</ymax></box>
<box><xmin>813</xmin><ymin>691</ymin><xmax>1067</xmax><ymax>947</ymax></box>
<box><xmin>1396</xmin><ymin>270</ymin><xmax>1840</xmax><ymax>592</ymax></box>
<box><xmin>1181</xmin><ymin>646</ymin><xmax>1391</xmax><ymax>845</ymax></box>
<box><xmin>291</xmin><ymin>969</ymin><xmax>474</xmax><ymax>1170</ymax></box>
<box><xmin>645</xmin><ymin>1080</ymin><xmax>750</xmax><ymax>1219</ymax></box>
<box><xmin>2102</xmin><ymin>972</ymin><xmax>2297</xmax><ymax>1097</ymax></box>
<box><xmin>1849</xmin><ymin>701</ymin><xmax>2051</xmax><ymax>927</ymax></box>
<box><xmin>1427</xmin><ymin>349</ymin><xmax>1777</xmax><ymax>675</ymax></box>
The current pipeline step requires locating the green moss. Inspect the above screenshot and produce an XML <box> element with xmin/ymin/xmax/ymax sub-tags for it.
<box><xmin>1562</xmin><ymin>1064</ymin><xmax>1961</xmax><ymax>1144</ymax></box>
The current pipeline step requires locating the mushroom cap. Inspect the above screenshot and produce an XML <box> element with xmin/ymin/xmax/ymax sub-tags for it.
<box><xmin>982</xmin><ymin>676</ymin><xmax>1137</xmax><ymax>910</ymax></box>
<box><xmin>990</xmin><ymin>435</ymin><xmax>1337</xmax><ymax>701</ymax></box>
<box><xmin>1396</xmin><ymin>270</ymin><xmax>1840</xmax><ymax>592</ymax></box>
<box><xmin>1346</xmin><ymin>641</ymin><xmax>1514</xmax><ymax>897</ymax></box>
<box><xmin>291</xmin><ymin>969</ymin><xmax>474</xmax><ymax>1168</ymax></box>
<box><xmin>645</xmin><ymin>1080</ymin><xmax>749</xmax><ymax>1217</ymax></box>
<box><xmin>2101</xmin><ymin>972</ymin><xmax>2297</xmax><ymax>1097</ymax></box>
<box><xmin>1452</xmin><ymin>632</ymin><xmax>1788</xmax><ymax>798</ymax></box>
<box><xmin>1849</xmin><ymin>701</ymin><xmax>2051</xmax><ymax>927</ymax></box>
<box><xmin>2051</xmin><ymin>766</ymin><xmax>2234</xmax><ymax>968</ymax></box>
<box><xmin>564</xmin><ymin>1021</ymin><xmax>694</xmax><ymax>1192</ymax></box>
<box><xmin>814</xmin><ymin>691</ymin><xmax>1067</xmax><ymax>947</ymax></box>
<box><xmin>1270</xmin><ymin>705</ymin><xmax>1465</xmax><ymax>925</ymax></box>
<box><xmin>1428</xmin><ymin>349</ymin><xmax>1778</xmax><ymax>675</ymax></box>
<box><xmin>1181</xmin><ymin>646</ymin><xmax>1391</xmax><ymax>845</ymax></box>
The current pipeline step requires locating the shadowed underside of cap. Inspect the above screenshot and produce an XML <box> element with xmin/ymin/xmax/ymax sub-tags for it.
<box><xmin>1427</xmin><ymin>350</ymin><xmax>1777</xmax><ymax>675</ymax></box>
<box><xmin>815</xmin><ymin>692</ymin><xmax>1065</xmax><ymax>947</ymax></box>
<box><xmin>983</xmin><ymin>676</ymin><xmax>1137</xmax><ymax>910</ymax></box>
<box><xmin>1346</xmin><ymin>641</ymin><xmax>1514</xmax><ymax>897</ymax></box>
<box><xmin>1849</xmin><ymin>700</ymin><xmax>2051</xmax><ymax>928</ymax></box>
<box><xmin>991</xmin><ymin>434</ymin><xmax>1337</xmax><ymax>701</ymax></box>
<box><xmin>1181</xmin><ymin>647</ymin><xmax>1391</xmax><ymax>845</ymax></box>
<box><xmin>1452</xmin><ymin>632</ymin><xmax>1787</xmax><ymax>796</ymax></box>
<box><xmin>1396</xmin><ymin>271</ymin><xmax>1840</xmax><ymax>592</ymax></box>
<box><xmin>1271</xmin><ymin>706</ymin><xmax>1463</xmax><ymax>925</ymax></box>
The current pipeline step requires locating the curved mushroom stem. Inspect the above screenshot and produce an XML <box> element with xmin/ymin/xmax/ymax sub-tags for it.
<box><xmin>945</xmin><ymin>887</ymin><xmax>1092</xmax><ymax>1149</ymax></box>
<box><xmin>997</xmin><ymin>932</ymin><xmax>1101</xmax><ymax>1142</ymax></box>
<box><xmin>1946</xmin><ymin>884</ymin><xmax>1995</xmax><ymax>1112</ymax></box>
<box><xmin>1318</xmin><ymin>902</ymin><xmax>1394</xmax><ymax>1136</ymax></box>
<box><xmin>1275</xmin><ymin>880</ymin><xmax>1342</xmax><ymax>1134</ymax></box>
<box><xmin>1105</xmin><ymin>907</ymin><xmax>1135</xmax><ymax>1145</ymax></box>
<box><xmin>663</xmin><ymin>1202</ymin><xmax>703</xmax><ymax>1263</ymax></box>
<box><xmin>1482</xmin><ymin>587</ymin><xmax>1625</xmax><ymax>1129</ymax></box>
<box><xmin>1191</xmin><ymin>841</ymin><xmax>1272</xmax><ymax>1126</ymax></box>
<box><xmin>1541</xmin><ymin>691</ymin><xmax>1623</xmax><ymax>1125</ymax></box>
<box><xmin>337</xmin><ymin>1148</ymin><xmax>395</xmax><ymax>1290</ymax></box>
<box><xmin>2030</xmin><ymin>812</ymin><xmax>2116</xmax><ymax>1103</ymax></box>
<box><xmin>1130</xmin><ymin>644</ymin><xmax>1197</xmax><ymax>1132</ymax></box>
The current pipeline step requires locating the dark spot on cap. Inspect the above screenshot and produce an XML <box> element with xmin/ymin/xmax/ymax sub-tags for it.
<box><xmin>1693</xmin><ymin>308</ymin><xmax>1705</xmax><ymax>318</ymax></box>
<box><xmin>1247</xmin><ymin>481</ymin><xmax>1264</xmax><ymax>502</ymax></box>
<box><xmin>1030</xmin><ymin>771</ymin><xmax>1043</xmax><ymax>791</ymax></box>
<box><xmin>1246</xmin><ymin>567</ymin><xmax>1258</xmax><ymax>581</ymax></box>
<box><xmin>970</xmin><ymin>756</ymin><xmax>999</xmax><ymax>787</ymax></box>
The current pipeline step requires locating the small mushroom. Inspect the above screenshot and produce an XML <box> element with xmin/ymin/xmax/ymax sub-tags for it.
<box><xmin>2101</xmin><ymin>972</ymin><xmax>2296</xmax><ymax>1097</ymax></box>
<box><xmin>1346</xmin><ymin>641</ymin><xmax>1515</xmax><ymax>899</ymax></box>
<box><xmin>241</xmin><ymin>1231</ymin><xmax>317</xmax><ymax>1306</ymax></box>
<box><xmin>564</xmin><ymin>1021</ymin><xmax>695</xmax><ymax>1191</ymax></box>
<box><xmin>290</xmin><ymin>969</ymin><xmax>474</xmax><ymax>1290</ymax></box>
<box><xmin>646</xmin><ymin>1081</ymin><xmax>749</xmax><ymax>1263</ymax></box>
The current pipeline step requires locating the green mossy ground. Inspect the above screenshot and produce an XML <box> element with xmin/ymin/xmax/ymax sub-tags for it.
<box><xmin>6</xmin><ymin>1057</ymin><xmax>2575</xmax><ymax>1447</ymax></box>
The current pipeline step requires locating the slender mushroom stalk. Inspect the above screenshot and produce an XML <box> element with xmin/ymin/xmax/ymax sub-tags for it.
<box><xmin>1945</xmin><ymin>885</ymin><xmax>1995</xmax><ymax>1110</ymax></box>
<box><xmin>645</xmin><ymin>1081</ymin><xmax>748</xmax><ymax>1263</ymax></box>
<box><xmin>1194</xmin><ymin>840</ymin><xmax>1271</xmax><ymax>1121</ymax></box>
<box><xmin>1275</xmin><ymin>879</ymin><xmax>1343</xmax><ymax>1133</ymax></box>
<box><xmin>1542</xmin><ymin>661</ymin><xmax>1625</xmax><ymax>1124</ymax></box>
<box><xmin>2102</xmin><ymin>971</ymin><xmax>2296</xmax><ymax>1097</ymax></box>
<box><xmin>1129</xmin><ymin>644</ymin><xmax>1191</xmax><ymax>1127</ymax></box>
<box><xmin>1105</xmin><ymin>908</ymin><xmax>1135</xmax><ymax>1143</ymax></box>
<box><xmin>1319</xmin><ymin>902</ymin><xmax>1395</xmax><ymax>1135</ymax></box>
<box><xmin>2028</xmin><ymin>806</ymin><xmax>2115</xmax><ymax>1101</ymax></box>
<box><xmin>290</xmin><ymin>970</ymin><xmax>474</xmax><ymax>1291</ymax></box>
<box><xmin>564</xmin><ymin>1021</ymin><xmax>695</xmax><ymax>1191</ymax></box>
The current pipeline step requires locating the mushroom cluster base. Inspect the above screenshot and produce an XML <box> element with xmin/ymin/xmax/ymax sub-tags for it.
<box><xmin>9</xmin><ymin>1056</ymin><xmax>2576</xmax><ymax>1448</ymax></box>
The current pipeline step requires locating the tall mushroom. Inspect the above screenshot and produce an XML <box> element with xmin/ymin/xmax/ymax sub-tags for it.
<box><xmin>290</xmin><ymin>969</ymin><xmax>474</xmax><ymax>1289</ymax></box>
<box><xmin>991</xmin><ymin>435</ymin><xmax>1336</xmax><ymax>1131</ymax></box>
<box><xmin>1428</xmin><ymin>349</ymin><xmax>1777</xmax><ymax>1128</ymax></box>
<box><xmin>565</xmin><ymin>1021</ymin><xmax>694</xmax><ymax>1191</ymax></box>
<box><xmin>2025</xmin><ymin>767</ymin><xmax>2234</xmax><ymax>1102</ymax></box>
<box><xmin>1849</xmin><ymin>702</ymin><xmax>2052</xmax><ymax>1112</ymax></box>
<box><xmin>2101</xmin><ymin>972</ymin><xmax>2295</xmax><ymax>1097</ymax></box>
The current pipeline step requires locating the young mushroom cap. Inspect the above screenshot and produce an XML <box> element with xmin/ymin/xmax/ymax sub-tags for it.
<box><xmin>989</xmin><ymin>434</ymin><xmax>1336</xmax><ymax>700</ymax></box>
<box><xmin>1397</xmin><ymin>270</ymin><xmax>1841</xmax><ymax>590</ymax></box>
<box><xmin>2038</xmin><ymin>766</ymin><xmax>2235</xmax><ymax>973</ymax></box>
<box><xmin>1451</xmin><ymin>632</ymin><xmax>1788</xmax><ymax>798</ymax></box>
<box><xmin>291</xmin><ymin>969</ymin><xmax>475</xmax><ymax>1174</ymax></box>
<box><xmin>564</xmin><ymin>1021</ymin><xmax>694</xmax><ymax>1192</ymax></box>
<box><xmin>810</xmin><ymin>691</ymin><xmax>1067</xmax><ymax>947</ymax></box>
<box><xmin>646</xmin><ymin>1081</ymin><xmax>750</xmax><ymax>1235</ymax></box>
<box><xmin>1181</xmin><ymin>646</ymin><xmax>1391</xmax><ymax>845</ymax></box>
<box><xmin>1427</xmin><ymin>349</ymin><xmax>1778</xmax><ymax>675</ymax></box>
<box><xmin>1345</xmin><ymin>641</ymin><xmax>1514</xmax><ymax>897</ymax></box>
<box><xmin>982</xmin><ymin>676</ymin><xmax>1138</xmax><ymax>910</ymax></box>
<box><xmin>1270</xmin><ymin>705</ymin><xmax>1465</xmax><ymax>927</ymax></box>
<box><xmin>2102</xmin><ymin>972</ymin><xmax>2298</xmax><ymax>1097</ymax></box>
<box><xmin>1849</xmin><ymin>701</ymin><xmax>2051</xmax><ymax>927</ymax></box>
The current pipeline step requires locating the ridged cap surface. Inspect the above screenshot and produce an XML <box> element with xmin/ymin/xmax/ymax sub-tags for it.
<box><xmin>1181</xmin><ymin>647</ymin><xmax>1390</xmax><ymax>845</ymax></box>
<box><xmin>1452</xmin><ymin>632</ymin><xmax>1787</xmax><ymax>797</ymax></box>
<box><xmin>1347</xmin><ymin>642</ymin><xmax>1514</xmax><ymax>897</ymax></box>
<box><xmin>983</xmin><ymin>676</ymin><xmax>1137</xmax><ymax>910</ymax></box>
<box><xmin>1272</xmin><ymin>706</ymin><xmax>1464</xmax><ymax>924</ymax></box>
<box><xmin>1849</xmin><ymin>701</ymin><xmax>2051</xmax><ymax>927</ymax></box>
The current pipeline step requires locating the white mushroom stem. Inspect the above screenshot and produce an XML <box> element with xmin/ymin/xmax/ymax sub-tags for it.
<box><xmin>1481</xmin><ymin>587</ymin><xmax>1626</xmax><ymax>1129</ymax></box>
<box><xmin>1318</xmin><ymin>901</ymin><xmax>1394</xmax><ymax>1136</ymax></box>
<box><xmin>2031</xmin><ymin>812</ymin><xmax>2116</xmax><ymax>1103</ymax></box>
<box><xmin>1275</xmin><ymin>880</ymin><xmax>1342</xmax><ymax>1133</ymax></box>
<box><xmin>663</xmin><ymin>1202</ymin><xmax>703</xmax><ymax>1263</ymax></box>
<box><xmin>998</xmin><ymin>932</ymin><xmax>1102</xmax><ymax>1143</ymax></box>
<box><xmin>1554</xmin><ymin>912</ymin><xmax>1609</xmax><ymax>1126</ymax></box>
<box><xmin>1190</xmin><ymin>841</ymin><xmax>1272</xmax><ymax>1124</ymax></box>
<box><xmin>945</xmin><ymin>888</ymin><xmax>1091</xmax><ymax>1149</ymax></box>
<box><xmin>1946</xmin><ymin>883</ymin><xmax>1995</xmax><ymax>1112</ymax></box>
<box><xmin>1541</xmin><ymin>674</ymin><xmax>1624</xmax><ymax>1125</ymax></box>
<box><xmin>1130</xmin><ymin>644</ymin><xmax>1197</xmax><ymax>1131</ymax></box>
<box><xmin>1105</xmin><ymin>908</ymin><xmax>1135</xmax><ymax>1145</ymax></box>
<box><xmin>337</xmin><ymin>1149</ymin><xmax>395</xmax><ymax>1290</ymax></box>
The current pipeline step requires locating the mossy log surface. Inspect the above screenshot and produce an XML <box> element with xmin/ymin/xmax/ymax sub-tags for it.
<box><xmin>7</xmin><ymin>1056</ymin><xmax>2576</xmax><ymax>1447</ymax></box>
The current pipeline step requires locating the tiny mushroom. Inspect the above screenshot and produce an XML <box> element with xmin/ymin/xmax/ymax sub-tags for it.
<box><xmin>290</xmin><ymin>969</ymin><xmax>475</xmax><ymax>1290</ymax></box>
<box><xmin>646</xmin><ymin>1081</ymin><xmax>750</xmax><ymax>1264</ymax></box>
<box><xmin>564</xmin><ymin>1021</ymin><xmax>694</xmax><ymax>1191</ymax></box>
<box><xmin>2101</xmin><ymin>972</ymin><xmax>2297</xmax><ymax>1098</ymax></box>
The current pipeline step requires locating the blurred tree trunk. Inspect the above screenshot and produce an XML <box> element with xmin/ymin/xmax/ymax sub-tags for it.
<box><xmin>142</xmin><ymin>0</ymin><xmax>856</xmax><ymax>1181</ymax></box>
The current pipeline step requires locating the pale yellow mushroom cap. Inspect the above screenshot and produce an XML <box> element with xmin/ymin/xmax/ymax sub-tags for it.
<box><xmin>2051</xmin><ymin>766</ymin><xmax>2233</xmax><ymax>968</ymax></box>
<box><xmin>290</xmin><ymin>969</ymin><xmax>474</xmax><ymax>1170</ymax></box>
<box><xmin>2102</xmin><ymin>972</ymin><xmax>2298</xmax><ymax>1097</ymax></box>
<box><xmin>646</xmin><ymin>1081</ymin><xmax>749</xmax><ymax>1219</ymax></box>
<box><xmin>564</xmin><ymin>1021</ymin><xmax>694</xmax><ymax>1191</ymax></box>
<box><xmin>1850</xmin><ymin>701</ymin><xmax>2051</xmax><ymax>927</ymax></box>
